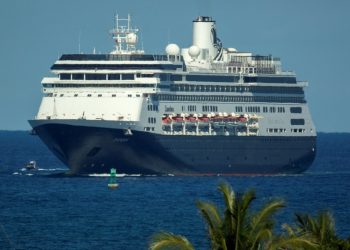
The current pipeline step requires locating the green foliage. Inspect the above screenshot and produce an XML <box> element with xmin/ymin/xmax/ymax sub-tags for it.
<box><xmin>195</xmin><ymin>182</ymin><xmax>288</xmax><ymax>250</ymax></box>
<box><xmin>287</xmin><ymin>211</ymin><xmax>350</xmax><ymax>250</ymax></box>
<box><xmin>148</xmin><ymin>182</ymin><xmax>348</xmax><ymax>250</ymax></box>
<box><xmin>149</xmin><ymin>231</ymin><xmax>195</xmax><ymax>250</ymax></box>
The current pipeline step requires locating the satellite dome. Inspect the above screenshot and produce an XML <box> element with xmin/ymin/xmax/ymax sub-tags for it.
<box><xmin>126</xmin><ymin>33</ymin><xmax>138</xmax><ymax>44</ymax></box>
<box><xmin>165</xmin><ymin>44</ymin><xmax>180</xmax><ymax>56</ymax></box>
<box><xmin>227</xmin><ymin>48</ymin><xmax>237</xmax><ymax>53</ymax></box>
<box><xmin>188</xmin><ymin>45</ymin><xmax>201</xmax><ymax>58</ymax></box>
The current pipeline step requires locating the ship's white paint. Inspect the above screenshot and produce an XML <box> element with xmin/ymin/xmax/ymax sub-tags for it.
<box><xmin>165</xmin><ymin>44</ymin><xmax>180</xmax><ymax>56</ymax></box>
<box><xmin>37</xmin><ymin>95</ymin><xmax>144</xmax><ymax>121</ymax></box>
<box><xmin>192</xmin><ymin>17</ymin><xmax>218</xmax><ymax>60</ymax></box>
<box><xmin>53</xmin><ymin>60</ymin><xmax>176</xmax><ymax>65</ymax></box>
<box><xmin>42</xmin><ymin>76</ymin><xmax>159</xmax><ymax>84</ymax></box>
<box><xmin>32</xmin><ymin>15</ymin><xmax>316</xmax><ymax>140</ymax></box>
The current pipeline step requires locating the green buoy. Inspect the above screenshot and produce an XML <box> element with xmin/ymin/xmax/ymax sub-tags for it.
<box><xmin>108</xmin><ymin>168</ymin><xmax>119</xmax><ymax>189</ymax></box>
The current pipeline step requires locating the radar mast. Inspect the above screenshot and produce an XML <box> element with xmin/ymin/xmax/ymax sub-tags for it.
<box><xmin>110</xmin><ymin>14</ymin><xmax>144</xmax><ymax>55</ymax></box>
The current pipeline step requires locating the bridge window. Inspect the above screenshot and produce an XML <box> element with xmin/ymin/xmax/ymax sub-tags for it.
<box><xmin>122</xmin><ymin>74</ymin><xmax>134</xmax><ymax>80</ymax></box>
<box><xmin>60</xmin><ymin>74</ymin><xmax>71</xmax><ymax>80</ymax></box>
<box><xmin>290</xmin><ymin>107</ymin><xmax>302</xmax><ymax>113</ymax></box>
<box><xmin>72</xmin><ymin>74</ymin><xmax>84</xmax><ymax>80</ymax></box>
<box><xmin>108</xmin><ymin>74</ymin><xmax>120</xmax><ymax>80</ymax></box>
<box><xmin>86</xmin><ymin>74</ymin><xmax>106</xmax><ymax>80</ymax></box>
<box><xmin>291</xmin><ymin>119</ymin><xmax>305</xmax><ymax>125</ymax></box>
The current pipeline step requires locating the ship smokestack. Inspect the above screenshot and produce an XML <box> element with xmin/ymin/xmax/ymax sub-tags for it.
<box><xmin>192</xmin><ymin>16</ymin><xmax>220</xmax><ymax>61</ymax></box>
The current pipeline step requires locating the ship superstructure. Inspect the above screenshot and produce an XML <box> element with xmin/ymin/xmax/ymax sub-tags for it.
<box><xmin>29</xmin><ymin>15</ymin><xmax>316</xmax><ymax>175</ymax></box>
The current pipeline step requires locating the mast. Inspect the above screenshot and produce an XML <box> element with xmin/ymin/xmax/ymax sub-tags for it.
<box><xmin>110</xmin><ymin>14</ymin><xmax>144</xmax><ymax>55</ymax></box>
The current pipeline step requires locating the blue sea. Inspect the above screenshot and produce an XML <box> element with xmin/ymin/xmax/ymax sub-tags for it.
<box><xmin>0</xmin><ymin>131</ymin><xmax>349</xmax><ymax>249</ymax></box>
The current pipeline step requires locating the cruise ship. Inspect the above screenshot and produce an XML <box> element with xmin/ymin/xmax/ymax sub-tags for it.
<box><xmin>29</xmin><ymin>15</ymin><xmax>316</xmax><ymax>175</ymax></box>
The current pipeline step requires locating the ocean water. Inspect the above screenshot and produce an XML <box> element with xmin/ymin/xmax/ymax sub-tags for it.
<box><xmin>0</xmin><ymin>131</ymin><xmax>349</xmax><ymax>249</ymax></box>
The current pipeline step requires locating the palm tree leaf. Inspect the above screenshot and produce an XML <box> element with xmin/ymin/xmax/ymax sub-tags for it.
<box><xmin>250</xmin><ymin>199</ymin><xmax>285</xmax><ymax>233</ymax></box>
<box><xmin>240</xmin><ymin>189</ymin><xmax>256</xmax><ymax>214</ymax></box>
<box><xmin>295</xmin><ymin>210</ymin><xmax>337</xmax><ymax>247</ymax></box>
<box><xmin>218</xmin><ymin>182</ymin><xmax>235</xmax><ymax>214</ymax></box>
<box><xmin>196</xmin><ymin>201</ymin><xmax>222</xmax><ymax>231</ymax></box>
<box><xmin>281</xmin><ymin>223</ymin><xmax>297</xmax><ymax>237</ymax></box>
<box><xmin>196</xmin><ymin>201</ymin><xmax>226</xmax><ymax>249</ymax></box>
<box><xmin>249</xmin><ymin>228</ymin><xmax>273</xmax><ymax>250</ymax></box>
<box><xmin>149</xmin><ymin>231</ymin><xmax>195</xmax><ymax>250</ymax></box>
<box><xmin>317</xmin><ymin>210</ymin><xmax>336</xmax><ymax>245</ymax></box>
<box><xmin>267</xmin><ymin>236</ymin><xmax>318</xmax><ymax>250</ymax></box>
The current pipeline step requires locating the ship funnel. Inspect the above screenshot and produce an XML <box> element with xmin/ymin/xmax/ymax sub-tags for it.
<box><xmin>192</xmin><ymin>16</ymin><xmax>222</xmax><ymax>61</ymax></box>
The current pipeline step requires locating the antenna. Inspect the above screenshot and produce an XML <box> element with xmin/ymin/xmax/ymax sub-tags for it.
<box><xmin>109</xmin><ymin>13</ymin><xmax>144</xmax><ymax>55</ymax></box>
<box><xmin>140</xmin><ymin>31</ymin><xmax>144</xmax><ymax>52</ymax></box>
<box><xmin>167</xmin><ymin>29</ymin><xmax>170</xmax><ymax>44</ymax></box>
<box><xmin>78</xmin><ymin>31</ymin><xmax>81</xmax><ymax>53</ymax></box>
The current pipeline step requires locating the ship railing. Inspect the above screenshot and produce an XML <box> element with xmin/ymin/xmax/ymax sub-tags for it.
<box><xmin>211</xmin><ymin>62</ymin><xmax>281</xmax><ymax>74</ymax></box>
<box><xmin>59</xmin><ymin>54</ymin><xmax>184</xmax><ymax>62</ymax></box>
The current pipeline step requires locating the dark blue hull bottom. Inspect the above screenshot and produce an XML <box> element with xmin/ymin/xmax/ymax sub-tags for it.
<box><xmin>32</xmin><ymin>123</ymin><xmax>317</xmax><ymax>175</ymax></box>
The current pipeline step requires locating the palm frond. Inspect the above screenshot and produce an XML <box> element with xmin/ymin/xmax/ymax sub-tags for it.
<box><xmin>196</xmin><ymin>201</ymin><xmax>222</xmax><ymax>232</ymax></box>
<box><xmin>240</xmin><ymin>189</ymin><xmax>256</xmax><ymax>214</ymax></box>
<box><xmin>149</xmin><ymin>231</ymin><xmax>195</xmax><ymax>250</ymax></box>
<box><xmin>267</xmin><ymin>236</ymin><xmax>318</xmax><ymax>250</ymax></box>
<box><xmin>317</xmin><ymin>210</ymin><xmax>336</xmax><ymax>245</ymax></box>
<box><xmin>196</xmin><ymin>200</ymin><xmax>226</xmax><ymax>249</ymax></box>
<box><xmin>249</xmin><ymin>228</ymin><xmax>273</xmax><ymax>250</ymax></box>
<box><xmin>281</xmin><ymin>223</ymin><xmax>297</xmax><ymax>237</ymax></box>
<box><xmin>250</xmin><ymin>199</ymin><xmax>285</xmax><ymax>233</ymax></box>
<box><xmin>218</xmin><ymin>182</ymin><xmax>235</xmax><ymax>214</ymax></box>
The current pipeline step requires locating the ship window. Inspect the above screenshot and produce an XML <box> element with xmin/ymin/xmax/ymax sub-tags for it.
<box><xmin>235</xmin><ymin>106</ymin><xmax>243</xmax><ymax>113</ymax></box>
<box><xmin>278</xmin><ymin>107</ymin><xmax>285</xmax><ymax>113</ymax></box>
<box><xmin>98</xmin><ymin>94</ymin><xmax>102</xmax><ymax>97</ymax></box>
<box><xmin>74</xmin><ymin>94</ymin><xmax>78</xmax><ymax>97</ymax></box>
<box><xmin>60</xmin><ymin>74</ymin><xmax>71</xmax><ymax>80</ymax></box>
<box><xmin>87</xmin><ymin>94</ymin><xmax>92</xmax><ymax>97</ymax></box>
<box><xmin>160</xmin><ymin>74</ymin><xmax>169</xmax><ymax>81</ymax></box>
<box><xmin>112</xmin><ymin>94</ymin><xmax>116</xmax><ymax>97</ymax></box>
<box><xmin>72</xmin><ymin>73</ymin><xmax>84</xmax><ymax>80</ymax></box>
<box><xmin>109</xmin><ymin>74</ymin><xmax>120</xmax><ymax>80</ymax></box>
<box><xmin>86</xmin><ymin>74</ymin><xmax>106</xmax><ymax>80</ymax></box>
<box><xmin>291</xmin><ymin>119</ymin><xmax>305</xmax><ymax>125</ymax></box>
<box><xmin>290</xmin><ymin>107</ymin><xmax>302</xmax><ymax>113</ymax></box>
<box><xmin>122</xmin><ymin>74</ymin><xmax>134</xmax><ymax>80</ymax></box>
<box><xmin>170</xmin><ymin>75</ymin><xmax>182</xmax><ymax>81</ymax></box>
<box><xmin>186</xmin><ymin>74</ymin><xmax>237</xmax><ymax>82</ymax></box>
<box><xmin>148</xmin><ymin>117</ymin><xmax>156</xmax><ymax>124</ymax></box>
<box><xmin>141</xmin><ymin>74</ymin><xmax>154</xmax><ymax>78</ymax></box>
<box><xmin>60</xmin><ymin>94</ymin><xmax>64</xmax><ymax>97</ymax></box>
<box><xmin>188</xmin><ymin>105</ymin><xmax>196</xmax><ymax>112</ymax></box>
<box><xmin>154</xmin><ymin>94</ymin><xmax>306</xmax><ymax>104</ymax></box>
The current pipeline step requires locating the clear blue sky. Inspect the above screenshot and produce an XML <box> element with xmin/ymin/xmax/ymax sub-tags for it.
<box><xmin>0</xmin><ymin>0</ymin><xmax>349</xmax><ymax>132</ymax></box>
